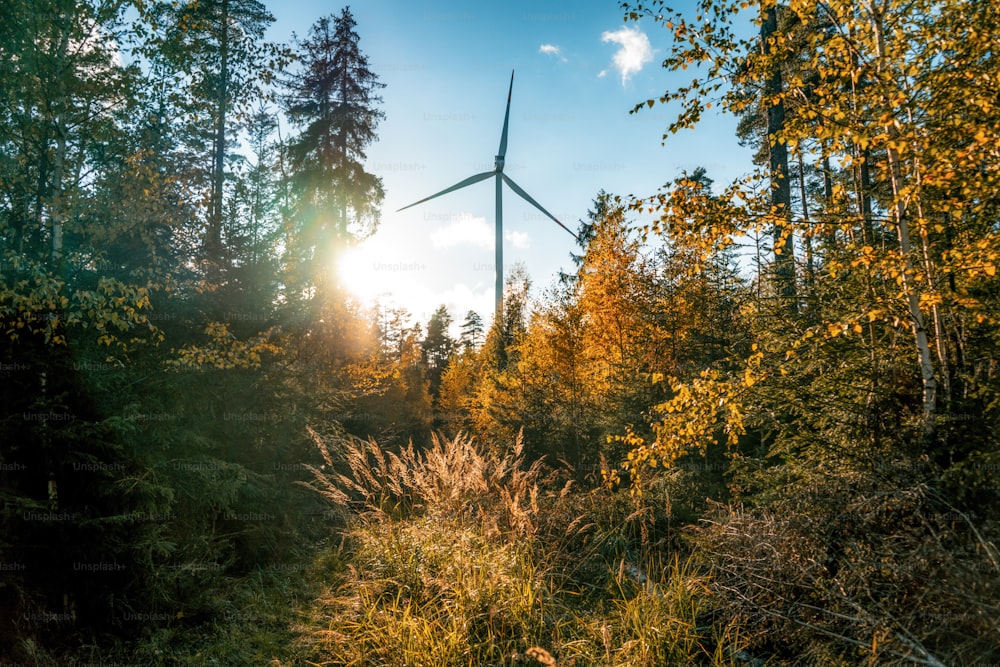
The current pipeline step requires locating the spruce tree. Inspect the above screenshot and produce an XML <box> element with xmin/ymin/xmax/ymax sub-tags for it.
<box><xmin>283</xmin><ymin>7</ymin><xmax>385</xmax><ymax>290</ymax></box>
<box><xmin>459</xmin><ymin>310</ymin><xmax>485</xmax><ymax>352</ymax></box>
<box><xmin>422</xmin><ymin>305</ymin><xmax>454</xmax><ymax>398</ymax></box>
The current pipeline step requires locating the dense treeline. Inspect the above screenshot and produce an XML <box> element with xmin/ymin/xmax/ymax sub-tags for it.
<box><xmin>1</xmin><ymin>0</ymin><xmax>998</xmax><ymax>664</ymax></box>
<box><xmin>0</xmin><ymin>2</ymin><xmax>437</xmax><ymax>660</ymax></box>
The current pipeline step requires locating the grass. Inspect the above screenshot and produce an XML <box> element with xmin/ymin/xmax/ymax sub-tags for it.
<box><xmin>28</xmin><ymin>536</ymin><xmax>346</xmax><ymax>667</ymax></box>
<box><xmin>58</xmin><ymin>431</ymin><xmax>994</xmax><ymax>666</ymax></box>
<box><xmin>48</xmin><ymin>432</ymin><xmax>738</xmax><ymax>666</ymax></box>
<box><xmin>302</xmin><ymin>516</ymin><xmax>545</xmax><ymax>665</ymax></box>
<box><xmin>295</xmin><ymin>431</ymin><xmax>744</xmax><ymax>666</ymax></box>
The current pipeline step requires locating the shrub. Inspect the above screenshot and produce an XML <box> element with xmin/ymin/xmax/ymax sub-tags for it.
<box><xmin>691</xmin><ymin>468</ymin><xmax>1000</xmax><ymax>666</ymax></box>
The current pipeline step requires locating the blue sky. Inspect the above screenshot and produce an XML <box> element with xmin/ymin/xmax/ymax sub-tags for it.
<box><xmin>267</xmin><ymin>0</ymin><xmax>755</xmax><ymax>327</ymax></box>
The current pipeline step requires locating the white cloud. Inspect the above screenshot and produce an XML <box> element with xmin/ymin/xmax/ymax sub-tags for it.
<box><xmin>434</xmin><ymin>282</ymin><xmax>494</xmax><ymax>328</ymax></box>
<box><xmin>427</xmin><ymin>216</ymin><xmax>530</xmax><ymax>252</ymax></box>
<box><xmin>539</xmin><ymin>43</ymin><xmax>568</xmax><ymax>63</ymax></box>
<box><xmin>430</xmin><ymin>215</ymin><xmax>492</xmax><ymax>249</ymax></box>
<box><xmin>505</xmin><ymin>231</ymin><xmax>530</xmax><ymax>249</ymax></box>
<box><xmin>601</xmin><ymin>26</ymin><xmax>654</xmax><ymax>85</ymax></box>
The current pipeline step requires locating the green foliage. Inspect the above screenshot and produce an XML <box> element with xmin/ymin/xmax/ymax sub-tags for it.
<box><xmin>459</xmin><ymin>309</ymin><xmax>485</xmax><ymax>352</ymax></box>
<box><xmin>145</xmin><ymin>0</ymin><xmax>288</xmax><ymax>271</ymax></box>
<box><xmin>421</xmin><ymin>304</ymin><xmax>454</xmax><ymax>400</ymax></box>
<box><xmin>3</xmin><ymin>0</ymin><xmax>999</xmax><ymax>664</ymax></box>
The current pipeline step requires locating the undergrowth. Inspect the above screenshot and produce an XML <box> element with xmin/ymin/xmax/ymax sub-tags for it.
<box><xmin>44</xmin><ymin>432</ymin><xmax>994</xmax><ymax>666</ymax></box>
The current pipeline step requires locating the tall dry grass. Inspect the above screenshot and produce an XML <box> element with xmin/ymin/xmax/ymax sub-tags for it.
<box><xmin>299</xmin><ymin>428</ymin><xmax>550</xmax><ymax>536</ymax></box>
<box><xmin>296</xmin><ymin>431</ymin><xmax>745</xmax><ymax>666</ymax></box>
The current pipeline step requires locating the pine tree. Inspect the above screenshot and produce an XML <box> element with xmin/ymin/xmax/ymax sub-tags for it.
<box><xmin>558</xmin><ymin>192</ymin><xmax>604</xmax><ymax>285</ymax></box>
<box><xmin>225</xmin><ymin>105</ymin><xmax>283</xmax><ymax>321</ymax></box>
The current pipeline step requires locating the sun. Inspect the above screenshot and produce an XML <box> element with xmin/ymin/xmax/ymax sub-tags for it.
<box><xmin>336</xmin><ymin>239</ymin><xmax>396</xmax><ymax>303</ymax></box>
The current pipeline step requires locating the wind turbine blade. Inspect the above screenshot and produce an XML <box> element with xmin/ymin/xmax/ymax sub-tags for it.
<box><xmin>501</xmin><ymin>173</ymin><xmax>579</xmax><ymax>241</ymax></box>
<box><xmin>396</xmin><ymin>170</ymin><xmax>496</xmax><ymax>212</ymax></box>
<box><xmin>497</xmin><ymin>71</ymin><xmax>514</xmax><ymax>160</ymax></box>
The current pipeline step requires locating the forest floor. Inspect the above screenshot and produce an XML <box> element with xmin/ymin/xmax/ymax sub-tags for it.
<box><xmin>47</xmin><ymin>434</ymin><xmax>999</xmax><ymax>667</ymax></box>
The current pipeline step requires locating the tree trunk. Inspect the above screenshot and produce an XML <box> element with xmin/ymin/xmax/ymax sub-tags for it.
<box><xmin>797</xmin><ymin>152</ymin><xmax>814</xmax><ymax>288</ymax></box>
<box><xmin>856</xmin><ymin>148</ymin><xmax>876</xmax><ymax>247</ymax></box>
<box><xmin>870</xmin><ymin>5</ymin><xmax>937</xmax><ymax>430</ymax></box>
<box><xmin>821</xmin><ymin>149</ymin><xmax>837</xmax><ymax>250</ymax></box>
<box><xmin>208</xmin><ymin>0</ymin><xmax>230</xmax><ymax>266</ymax></box>
<box><xmin>760</xmin><ymin>2</ymin><xmax>797</xmax><ymax>313</ymax></box>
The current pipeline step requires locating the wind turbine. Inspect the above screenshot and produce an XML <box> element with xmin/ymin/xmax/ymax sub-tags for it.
<box><xmin>398</xmin><ymin>71</ymin><xmax>578</xmax><ymax>317</ymax></box>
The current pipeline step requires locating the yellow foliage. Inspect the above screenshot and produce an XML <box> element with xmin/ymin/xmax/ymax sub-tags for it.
<box><xmin>0</xmin><ymin>258</ymin><xmax>161</xmax><ymax>349</ymax></box>
<box><xmin>168</xmin><ymin>323</ymin><xmax>282</xmax><ymax>371</ymax></box>
<box><xmin>620</xmin><ymin>367</ymin><xmax>747</xmax><ymax>489</ymax></box>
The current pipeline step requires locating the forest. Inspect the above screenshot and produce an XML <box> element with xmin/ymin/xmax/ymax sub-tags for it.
<box><xmin>1</xmin><ymin>0</ymin><xmax>998</xmax><ymax>665</ymax></box>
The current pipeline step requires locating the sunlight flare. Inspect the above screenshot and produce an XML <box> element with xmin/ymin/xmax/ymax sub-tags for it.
<box><xmin>335</xmin><ymin>237</ymin><xmax>407</xmax><ymax>303</ymax></box>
